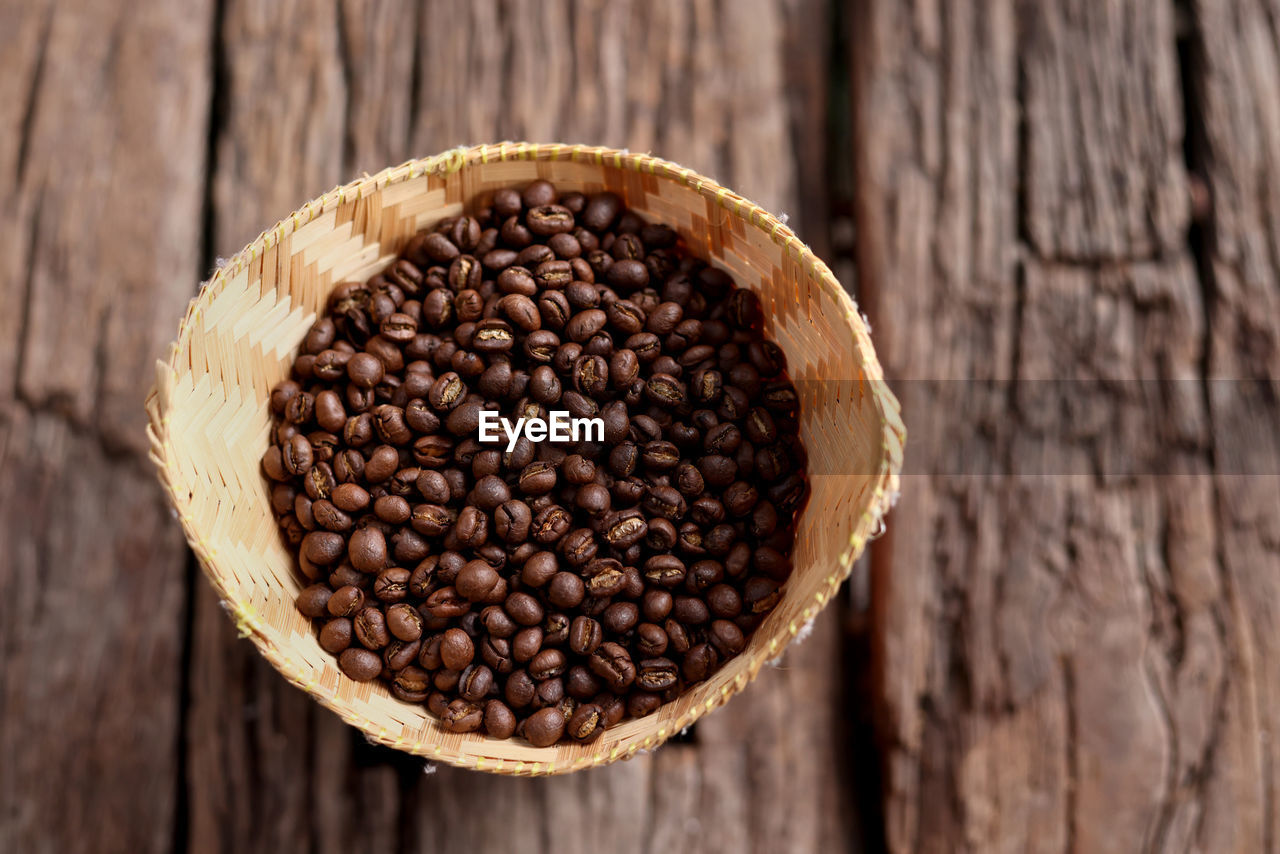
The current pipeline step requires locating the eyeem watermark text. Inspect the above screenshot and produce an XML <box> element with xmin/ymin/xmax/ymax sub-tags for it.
<box><xmin>478</xmin><ymin>410</ymin><xmax>605</xmax><ymax>452</ymax></box>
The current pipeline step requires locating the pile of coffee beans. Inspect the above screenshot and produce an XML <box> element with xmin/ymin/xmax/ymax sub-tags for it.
<box><xmin>264</xmin><ymin>180</ymin><xmax>808</xmax><ymax>746</ymax></box>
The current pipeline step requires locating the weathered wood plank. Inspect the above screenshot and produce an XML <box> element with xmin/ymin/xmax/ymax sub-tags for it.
<box><xmin>190</xmin><ymin>1</ymin><xmax>856</xmax><ymax>853</ymax></box>
<box><xmin>852</xmin><ymin>0</ymin><xmax>1246</xmax><ymax>851</ymax></box>
<box><xmin>1189</xmin><ymin>0</ymin><xmax>1280</xmax><ymax>847</ymax></box>
<box><xmin>0</xmin><ymin>0</ymin><xmax>211</xmax><ymax>851</ymax></box>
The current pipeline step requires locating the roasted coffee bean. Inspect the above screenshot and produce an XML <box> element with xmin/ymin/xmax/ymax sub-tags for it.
<box><xmin>506</xmin><ymin>592</ymin><xmax>545</xmax><ymax>627</ymax></box>
<box><xmin>602</xmin><ymin>602</ymin><xmax>639</xmax><ymax>634</ymax></box>
<box><xmin>527</xmin><ymin>205</ymin><xmax>575</xmax><ymax>236</ymax></box>
<box><xmin>534</xmin><ymin>260</ymin><xmax>573</xmax><ymax>291</ymax></box>
<box><xmin>296</xmin><ymin>584</ymin><xmax>333</xmax><ymax>618</ymax></box>
<box><xmin>589</xmin><ymin>642</ymin><xmax>636</xmax><ymax>692</ymax></box>
<box><xmin>354</xmin><ymin>607</ymin><xmax>390</xmax><ymax>649</ymax></box>
<box><xmin>386</xmin><ymin>603</ymin><xmax>424</xmax><ymax>641</ymax></box>
<box><xmin>484</xmin><ymin>700</ymin><xmax>518</xmax><ymax>738</ymax></box>
<box><xmin>493</xmin><ymin>499</ymin><xmax>532</xmax><ymax>544</ymax></box>
<box><xmin>682</xmin><ymin>643</ymin><xmax>719</xmax><ymax>682</ymax></box>
<box><xmin>456</xmin><ymin>559</ymin><xmax>505</xmax><ymax>603</ymax></box>
<box><xmin>569</xmin><ymin>616</ymin><xmax>604</xmax><ymax>656</ymax></box>
<box><xmin>607</xmin><ymin>259</ymin><xmax>648</xmax><ymax>291</ymax></box>
<box><xmin>635</xmin><ymin>622</ymin><xmax>669</xmax><ymax>658</ymax></box>
<box><xmin>339</xmin><ymin>647</ymin><xmax>382</xmax><ymax>682</ymax></box>
<box><xmin>391</xmin><ymin>666</ymin><xmax>431</xmax><ymax>703</ymax></box>
<box><xmin>582</xmin><ymin>191</ymin><xmax>621</xmax><ymax>231</ymax></box>
<box><xmin>523</xmin><ymin>706</ymin><xmax>566</xmax><ymax>747</ymax></box>
<box><xmin>439</xmin><ymin>699</ymin><xmax>484</xmax><ymax>733</ymax></box>
<box><xmin>459</xmin><ymin>664</ymin><xmax>495</xmax><ymax>702</ymax></box>
<box><xmin>385</xmin><ymin>638</ymin><xmax>421</xmax><ymax>671</ymax></box>
<box><xmin>603</xmin><ymin>509</ymin><xmax>647</xmax><ymax>548</ymax></box>
<box><xmin>372</xmin><ymin>567</ymin><xmax>410</xmax><ymax>602</ymax></box>
<box><xmin>440</xmin><ymin>628</ymin><xmax>475</xmax><ymax>671</ymax></box>
<box><xmin>319</xmin><ymin>617</ymin><xmax>352</xmax><ymax>653</ymax></box>
<box><xmin>327</xmin><ymin>584</ymin><xmax>364</xmax><ymax>618</ymax></box>
<box><xmin>637</xmin><ymin>657</ymin><xmax>679</xmax><ymax>691</ymax></box>
<box><xmin>518</xmin><ymin>461</ymin><xmax>557</xmax><ymax>495</ymax></box>
<box><xmin>346</xmin><ymin>353</ymin><xmax>385</xmax><ymax>389</ymax></box>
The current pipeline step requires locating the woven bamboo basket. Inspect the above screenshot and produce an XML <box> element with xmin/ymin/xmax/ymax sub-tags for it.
<box><xmin>145</xmin><ymin>142</ymin><xmax>904</xmax><ymax>775</ymax></box>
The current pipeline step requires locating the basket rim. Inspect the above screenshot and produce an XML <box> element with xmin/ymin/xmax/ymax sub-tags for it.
<box><xmin>144</xmin><ymin>142</ymin><xmax>906</xmax><ymax>775</ymax></box>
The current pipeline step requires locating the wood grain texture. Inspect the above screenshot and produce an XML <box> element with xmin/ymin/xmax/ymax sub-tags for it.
<box><xmin>1190</xmin><ymin>0</ymin><xmax>1280</xmax><ymax>847</ymax></box>
<box><xmin>0</xmin><ymin>0</ymin><xmax>210</xmax><ymax>852</ymax></box>
<box><xmin>852</xmin><ymin>0</ymin><xmax>1275</xmax><ymax>851</ymax></box>
<box><xmin>5</xmin><ymin>0</ymin><xmax>1277</xmax><ymax>850</ymax></box>
<box><xmin>188</xmin><ymin>2</ymin><xmax>859</xmax><ymax>853</ymax></box>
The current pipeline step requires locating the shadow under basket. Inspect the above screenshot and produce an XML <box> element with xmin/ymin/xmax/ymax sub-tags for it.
<box><xmin>145</xmin><ymin>142</ymin><xmax>905</xmax><ymax>775</ymax></box>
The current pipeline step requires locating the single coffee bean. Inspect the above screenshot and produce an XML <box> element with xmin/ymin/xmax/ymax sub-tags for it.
<box><xmin>386</xmin><ymin>602</ymin><xmax>424</xmax><ymax>641</ymax></box>
<box><xmin>440</xmin><ymin>627</ymin><xmax>475</xmax><ymax>671</ymax></box>
<box><xmin>319</xmin><ymin>617</ymin><xmax>352</xmax><ymax>653</ymax></box>
<box><xmin>354</xmin><ymin>607</ymin><xmax>390</xmax><ymax>649</ymax></box>
<box><xmin>327</xmin><ymin>585</ymin><xmax>364</xmax><ymax>617</ymax></box>
<box><xmin>339</xmin><ymin>647</ymin><xmax>382</xmax><ymax>681</ymax></box>
<box><xmin>484</xmin><ymin>700</ymin><xmax>518</xmax><ymax>738</ymax></box>
<box><xmin>523</xmin><ymin>706</ymin><xmax>566</xmax><ymax>747</ymax></box>
<box><xmin>439</xmin><ymin>698</ymin><xmax>484</xmax><ymax>733</ymax></box>
<box><xmin>505</xmin><ymin>592</ymin><xmax>545</xmax><ymax>627</ymax></box>
<box><xmin>589</xmin><ymin>642</ymin><xmax>636</xmax><ymax>692</ymax></box>
<box><xmin>567</xmin><ymin>703</ymin><xmax>605</xmax><ymax>742</ymax></box>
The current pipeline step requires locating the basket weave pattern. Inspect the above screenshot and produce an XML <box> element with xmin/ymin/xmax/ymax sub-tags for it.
<box><xmin>145</xmin><ymin>143</ymin><xmax>905</xmax><ymax>775</ymax></box>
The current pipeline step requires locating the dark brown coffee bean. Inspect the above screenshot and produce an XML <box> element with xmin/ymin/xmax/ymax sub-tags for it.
<box><xmin>546</xmin><ymin>572</ymin><xmax>586</xmax><ymax>609</ymax></box>
<box><xmin>327</xmin><ymin>585</ymin><xmax>364</xmax><ymax>617</ymax></box>
<box><xmin>565</xmin><ymin>308</ymin><xmax>607</xmax><ymax>343</ymax></box>
<box><xmin>588</xmin><ymin>642</ymin><xmax>636</xmax><ymax>692</ymax></box>
<box><xmin>440</xmin><ymin>628</ymin><xmax>475</xmax><ymax>671</ymax></box>
<box><xmin>458</xmin><ymin>664</ymin><xmax>495</xmax><ymax>702</ymax></box>
<box><xmin>456</xmin><ymin>560</ymin><xmax>504</xmax><ymax>603</ymax></box>
<box><xmin>682</xmin><ymin>643</ymin><xmax>719</xmax><ymax>682</ymax></box>
<box><xmin>532</xmin><ymin>504</ymin><xmax>572</xmax><ymax>544</ymax></box>
<box><xmin>637</xmin><ymin>657</ymin><xmax>679</xmax><ymax>691</ymax></box>
<box><xmin>296</xmin><ymin>584</ymin><xmax>333</xmax><ymax>618</ymax></box>
<box><xmin>339</xmin><ymin>647</ymin><xmax>382</xmax><ymax>682</ymax></box>
<box><xmin>384</xmin><ymin>603</ymin><xmax>423</xmax><ymax>642</ymax></box>
<box><xmin>346</xmin><ymin>527</ymin><xmax>386</xmax><ymax>573</ymax></box>
<box><xmin>493</xmin><ymin>499</ymin><xmax>532</xmax><ymax>544</ymax></box>
<box><xmin>439</xmin><ymin>698</ymin><xmax>484</xmax><ymax>733</ymax></box>
<box><xmin>582</xmin><ymin>192</ymin><xmax>621</xmax><ymax>231</ymax></box>
<box><xmin>527</xmin><ymin>204</ymin><xmax>575</xmax><ymax>236</ymax></box>
<box><xmin>518</xmin><ymin>460</ymin><xmax>557</xmax><ymax>495</ymax></box>
<box><xmin>319</xmin><ymin>617</ymin><xmax>352</xmax><ymax>653</ymax></box>
<box><xmin>643</xmin><ymin>589</ymin><xmax>674</xmax><ymax>622</ymax></box>
<box><xmin>354</xmin><ymin>607</ymin><xmax>390</xmax><ymax>649</ymax></box>
<box><xmin>484</xmin><ymin>700</ymin><xmax>517</xmax><ymax>738</ymax></box>
<box><xmin>529</xmin><ymin>648</ymin><xmax>567</xmax><ymax>681</ymax></box>
<box><xmin>635</xmin><ymin>622</ymin><xmax>669</xmax><ymax>657</ymax></box>
<box><xmin>372</xmin><ymin>567</ymin><xmax>410</xmax><ymax>603</ymax></box>
<box><xmin>606</xmin><ymin>259</ymin><xmax>649</xmax><ymax>292</ymax></box>
<box><xmin>344</xmin><ymin>352</ymin><xmax>383</xmax><ymax>389</ymax></box>
<box><xmin>645</xmin><ymin>373</ymin><xmax>686</xmax><ymax>407</ymax></box>
<box><xmin>569</xmin><ymin>616</ymin><xmax>604</xmax><ymax>656</ymax></box>
<box><xmin>603</xmin><ymin>509</ymin><xmax>647</xmax><ymax>548</ymax></box>
<box><xmin>523</xmin><ymin>706</ymin><xmax>566</xmax><ymax>747</ymax></box>
<box><xmin>390</xmin><ymin>666</ymin><xmax>431</xmax><ymax>703</ymax></box>
<box><xmin>627</xmin><ymin>691</ymin><xmax>662</xmax><ymax>718</ymax></box>
<box><xmin>505</xmin><ymin>592</ymin><xmax>545</xmax><ymax>627</ymax></box>
<box><xmin>601</xmin><ymin>601</ymin><xmax>639</xmax><ymax>634</ymax></box>
<box><xmin>385</xmin><ymin>638</ymin><xmax>422</xmax><ymax>671</ymax></box>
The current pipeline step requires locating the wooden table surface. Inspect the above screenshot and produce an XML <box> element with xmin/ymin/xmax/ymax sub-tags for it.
<box><xmin>3</xmin><ymin>1</ymin><xmax>1278</xmax><ymax>853</ymax></box>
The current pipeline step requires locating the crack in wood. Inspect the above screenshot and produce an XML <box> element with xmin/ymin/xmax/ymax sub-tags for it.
<box><xmin>14</xmin><ymin>2</ymin><xmax>53</xmax><ymax>186</ymax></box>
